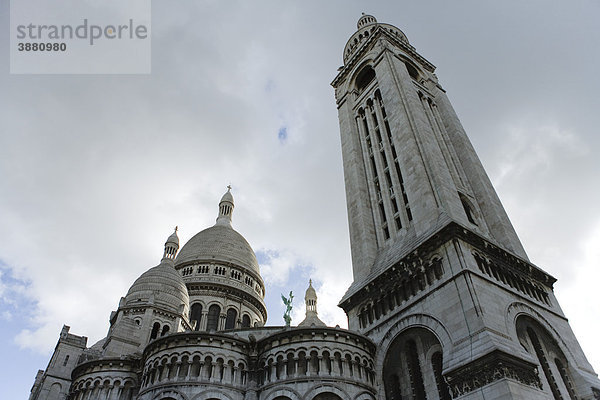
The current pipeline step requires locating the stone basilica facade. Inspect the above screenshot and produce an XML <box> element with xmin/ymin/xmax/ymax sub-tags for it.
<box><xmin>30</xmin><ymin>15</ymin><xmax>600</xmax><ymax>400</ymax></box>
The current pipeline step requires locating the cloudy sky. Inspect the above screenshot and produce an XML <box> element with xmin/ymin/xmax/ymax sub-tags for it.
<box><xmin>1</xmin><ymin>1</ymin><xmax>599</xmax><ymax>398</ymax></box>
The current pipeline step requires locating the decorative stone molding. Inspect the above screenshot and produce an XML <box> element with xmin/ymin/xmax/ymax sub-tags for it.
<box><xmin>444</xmin><ymin>350</ymin><xmax>542</xmax><ymax>397</ymax></box>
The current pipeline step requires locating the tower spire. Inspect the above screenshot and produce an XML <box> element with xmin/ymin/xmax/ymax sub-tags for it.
<box><xmin>298</xmin><ymin>279</ymin><xmax>326</xmax><ymax>327</ymax></box>
<box><xmin>162</xmin><ymin>227</ymin><xmax>179</xmax><ymax>262</ymax></box>
<box><xmin>216</xmin><ymin>186</ymin><xmax>235</xmax><ymax>226</ymax></box>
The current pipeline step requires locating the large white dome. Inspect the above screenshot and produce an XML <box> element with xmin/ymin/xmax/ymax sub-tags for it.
<box><xmin>125</xmin><ymin>261</ymin><xmax>189</xmax><ymax>313</ymax></box>
<box><xmin>174</xmin><ymin>224</ymin><xmax>260</xmax><ymax>274</ymax></box>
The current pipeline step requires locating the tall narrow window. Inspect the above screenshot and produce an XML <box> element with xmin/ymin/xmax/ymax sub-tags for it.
<box><xmin>161</xmin><ymin>324</ymin><xmax>170</xmax><ymax>336</ymax></box>
<box><xmin>555</xmin><ymin>358</ymin><xmax>577</xmax><ymax>400</ymax></box>
<box><xmin>241</xmin><ymin>314</ymin><xmax>251</xmax><ymax>328</ymax></box>
<box><xmin>190</xmin><ymin>303</ymin><xmax>203</xmax><ymax>331</ymax></box>
<box><xmin>63</xmin><ymin>355</ymin><xmax>69</xmax><ymax>366</ymax></box>
<box><xmin>355</xmin><ymin>65</ymin><xmax>376</xmax><ymax>92</ymax></box>
<box><xmin>460</xmin><ymin>194</ymin><xmax>477</xmax><ymax>225</ymax></box>
<box><xmin>150</xmin><ymin>322</ymin><xmax>160</xmax><ymax>340</ymax></box>
<box><xmin>406</xmin><ymin>340</ymin><xmax>427</xmax><ymax>400</ymax></box>
<box><xmin>225</xmin><ymin>308</ymin><xmax>238</xmax><ymax>330</ymax></box>
<box><xmin>207</xmin><ymin>305</ymin><xmax>221</xmax><ymax>331</ymax></box>
<box><xmin>527</xmin><ymin>328</ymin><xmax>562</xmax><ymax>400</ymax></box>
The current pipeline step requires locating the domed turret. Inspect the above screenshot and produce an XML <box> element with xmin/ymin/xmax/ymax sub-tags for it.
<box><xmin>175</xmin><ymin>187</ymin><xmax>260</xmax><ymax>274</ymax></box>
<box><xmin>341</xmin><ymin>14</ymin><xmax>409</xmax><ymax>64</ymax></box>
<box><xmin>162</xmin><ymin>226</ymin><xmax>179</xmax><ymax>261</ymax></box>
<box><xmin>357</xmin><ymin>13</ymin><xmax>377</xmax><ymax>29</ymax></box>
<box><xmin>298</xmin><ymin>279</ymin><xmax>326</xmax><ymax>327</ymax></box>
<box><xmin>216</xmin><ymin>185</ymin><xmax>235</xmax><ymax>226</ymax></box>
<box><xmin>125</xmin><ymin>231</ymin><xmax>189</xmax><ymax>315</ymax></box>
<box><xmin>102</xmin><ymin>230</ymin><xmax>191</xmax><ymax>357</ymax></box>
<box><xmin>174</xmin><ymin>187</ymin><xmax>267</xmax><ymax>331</ymax></box>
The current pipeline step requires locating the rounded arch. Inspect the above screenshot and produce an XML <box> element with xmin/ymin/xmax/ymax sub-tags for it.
<box><xmin>506</xmin><ymin>302</ymin><xmax>577</xmax><ymax>365</ymax></box>
<box><xmin>241</xmin><ymin>314</ymin><xmax>251</xmax><ymax>328</ymax></box>
<box><xmin>261</xmin><ymin>387</ymin><xmax>301</xmax><ymax>400</ymax></box>
<box><xmin>206</xmin><ymin>304</ymin><xmax>221</xmax><ymax>331</ymax></box>
<box><xmin>353</xmin><ymin>390</ymin><xmax>376</xmax><ymax>400</ymax></box>
<box><xmin>225</xmin><ymin>307</ymin><xmax>238</xmax><ymax>330</ymax></box>
<box><xmin>355</xmin><ymin>65</ymin><xmax>376</xmax><ymax>92</ymax></box>
<box><xmin>190</xmin><ymin>390</ymin><xmax>234</xmax><ymax>400</ymax></box>
<box><xmin>376</xmin><ymin>313</ymin><xmax>453</xmax><ymax>374</ymax></box>
<box><xmin>304</xmin><ymin>384</ymin><xmax>350</xmax><ymax>400</ymax></box>
<box><xmin>48</xmin><ymin>382</ymin><xmax>62</xmax><ymax>398</ymax></box>
<box><xmin>190</xmin><ymin>302</ymin><xmax>203</xmax><ymax>331</ymax></box>
<box><xmin>392</xmin><ymin>52</ymin><xmax>426</xmax><ymax>80</ymax></box>
<box><xmin>152</xmin><ymin>389</ymin><xmax>188</xmax><ymax>400</ymax></box>
<box><xmin>349</xmin><ymin>60</ymin><xmax>375</xmax><ymax>89</ymax></box>
<box><xmin>515</xmin><ymin>313</ymin><xmax>579</xmax><ymax>399</ymax></box>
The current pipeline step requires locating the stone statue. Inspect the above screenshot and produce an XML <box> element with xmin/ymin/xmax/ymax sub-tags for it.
<box><xmin>281</xmin><ymin>291</ymin><xmax>294</xmax><ymax>326</ymax></box>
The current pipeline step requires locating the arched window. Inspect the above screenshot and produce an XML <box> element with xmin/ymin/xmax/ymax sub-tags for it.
<box><xmin>161</xmin><ymin>324</ymin><xmax>170</xmax><ymax>336</ymax></box>
<box><xmin>241</xmin><ymin>314</ymin><xmax>251</xmax><ymax>328</ymax></box>
<box><xmin>190</xmin><ymin>303</ymin><xmax>202</xmax><ymax>331</ymax></box>
<box><xmin>383</xmin><ymin>327</ymin><xmax>444</xmax><ymax>400</ymax></box>
<box><xmin>225</xmin><ymin>308</ymin><xmax>237</xmax><ymax>330</ymax></box>
<box><xmin>355</xmin><ymin>65</ymin><xmax>376</xmax><ymax>92</ymax></box>
<box><xmin>150</xmin><ymin>322</ymin><xmax>160</xmax><ymax>340</ymax></box>
<box><xmin>517</xmin><ymin>316</ymin><xmax>577</xmax><ymax>400</ymax></box>
<box><xmin>405</xmin><ymin>62</ymin><xmax>419</xmax><ymax>80</ymax></box>
<box><xmin>459</xmin><ymin>193</ymin><xmax>478</xmax><ymax>225</ymax></box>
<box><xmin>207</xmin><ymin>304</ymin><xmax>221</xmax><ymax>331</ymax></box>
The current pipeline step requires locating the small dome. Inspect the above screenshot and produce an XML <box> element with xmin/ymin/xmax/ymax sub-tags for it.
<box><xmin>220</xmin><ymin>187</ymin><xmax>234</xmax><ymax>205</ymax></box>
<box><xmin>125</xmin><ymin>261</ymin><xmax>189</xmax><ymax>313</ymax></box>
<box><xmin>357</xmin><ymin>13</ymin><xmax>377</xmax><ymax>29</ymax></box>
<box><xmin>166</xmin><ymin>227</ymin><xmax>179</xmax><ymax>246</ymax></box>
<box><xmin>305</xmin><ymin>279</ymin><xmax>317</xmax><ymax>299</ymax></box>
<box><xmin>175</xmin><ymin>224</ymin><xmax>260</xmax><ymax>274</ymax></box>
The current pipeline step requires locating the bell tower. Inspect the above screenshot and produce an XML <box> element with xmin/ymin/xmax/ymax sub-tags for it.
<box><xmin>333</xmin><ymin>15</ymin><xmax>600</xmax><ymax>399</ymax></box>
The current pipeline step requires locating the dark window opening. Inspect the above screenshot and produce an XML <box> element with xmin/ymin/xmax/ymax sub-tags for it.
<box><xmin>460</xmin><ymin>195</ymin><xmax>477</xmax><ymax>225</ymax></box>
<box><xmin>432</xmin><ymin>352</ymin><xmax>451</xmax><ymax>400</ymax></box>
<box><xmin>406</xmin><ymin>63</ymin><xmax>419</xmax><ymax>81</ymax></box>
<box><xmin>406</xmin><ymin>340</ymin><xmax>427</xmax><ymax>400</ymax></box>
<box><xmin>160</xmin><ymin>324</ymin><xmax>170</xmax><ymax>336</ymax></box>
<box><xmin>241</xmin><ymin>314</ymin><xmax>251</xmax><ymax>328</ymax></box>
<box><xmin>190</xmin><ymin>303</ymin><xmax>203</xmax><ymax>331</ymax></box>
<box><xmin>356</xmin><ymin>66</ymin><xmax>376</xmax><ymax>92</ymax></box>
<box><xmin>207</xmin><ymin>305</ymin><xmax>221</xmax><ymax>331</ymax></box>
<box><xmin>225</xmin><ymin>308</ymin><xmax>237</xmax><ymax>330</ymax></box>
<box><xmin>150</xmin><ymin>322</ymin><xmax>160</xmax><ymax>340</ymax></box>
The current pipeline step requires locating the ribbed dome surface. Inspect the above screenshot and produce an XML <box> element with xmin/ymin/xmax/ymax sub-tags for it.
<box><xmin>125</xmin><ymin>261</ymin><xmax>189</xmax><ymax>312</ymax></box>
<box><xmin>175</xmin><ymin>225</ymin><xmax>259</xmax><ymax>274</ymax></box>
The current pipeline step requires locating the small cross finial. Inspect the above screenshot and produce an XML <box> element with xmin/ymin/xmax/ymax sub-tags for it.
<box><xmin>227</xmin><ymin>184</ymin><xmax>232</xmax><ymax>191</ymax></box>
<box><xmin>174</xmin><ymin>226</ymin><xmax>178</xmax><ymax>232</ymax></box>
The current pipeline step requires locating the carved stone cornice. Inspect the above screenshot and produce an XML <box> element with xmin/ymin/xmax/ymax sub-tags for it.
<box><xmin>444</xmin><ymin>350</ymin><xmax>542</xmax><ymax>397</ymax></box>
<box><xmin>339</xmin><ymin>220</ymin><xmax>556</xmax><ymax>311</ymax></box>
